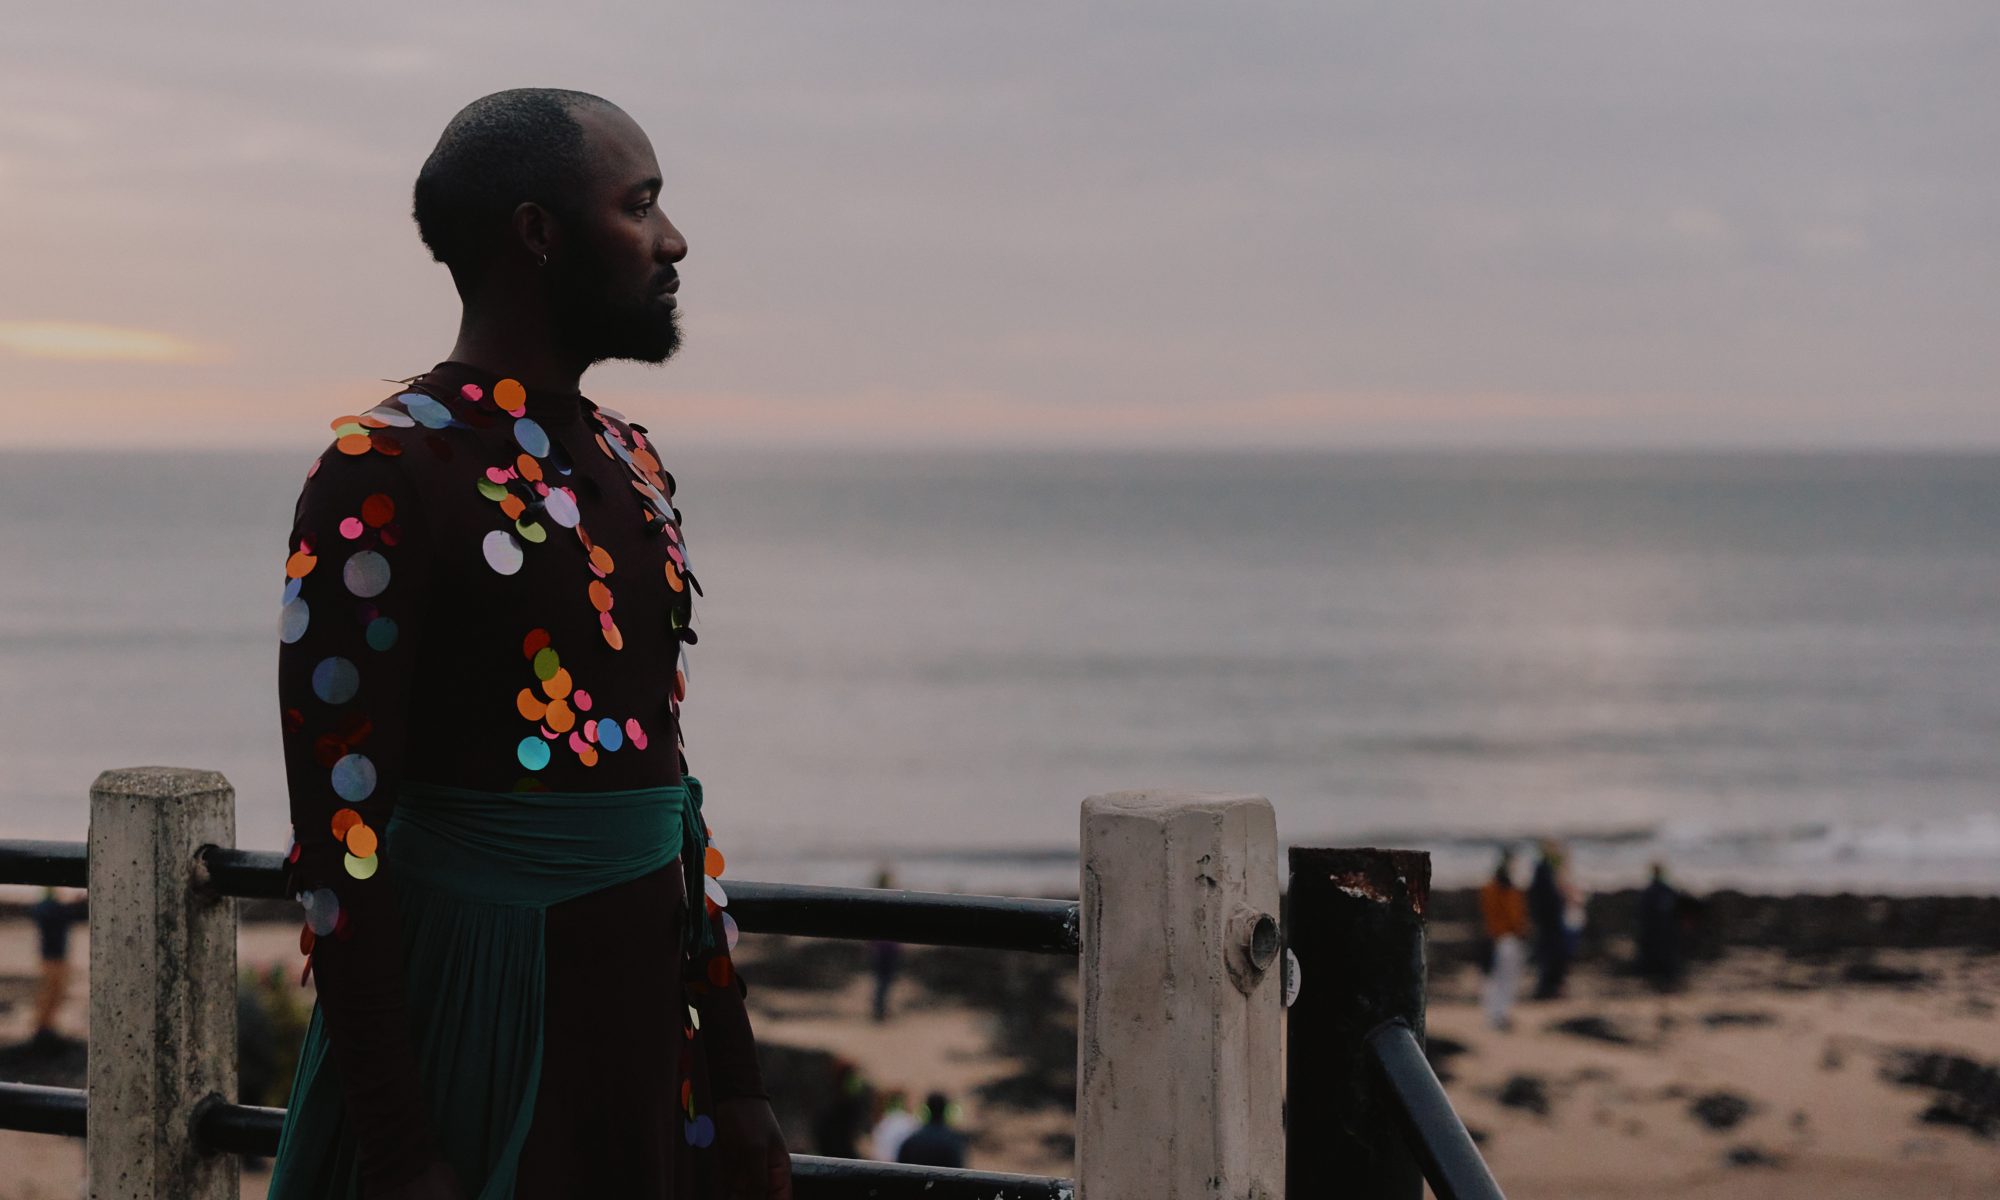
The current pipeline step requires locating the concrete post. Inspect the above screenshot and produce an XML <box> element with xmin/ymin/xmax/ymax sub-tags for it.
<box><xmin>1078</xmin><ymin>791</ymin><xmax>1283</xmax><ymax>1200</ymax></box>
<box><xmin>87</xmin><ymin>767</ymin><xmax>239</xmax><ymax>1200</ymax></box>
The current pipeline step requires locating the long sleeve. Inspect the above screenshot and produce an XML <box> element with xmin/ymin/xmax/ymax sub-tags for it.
<box><xmin>277</xmin><ymin>446</ymin><xmax>439</xmax><ymax>1191</ymax></box>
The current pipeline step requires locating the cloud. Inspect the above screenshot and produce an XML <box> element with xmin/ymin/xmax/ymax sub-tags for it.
<box><xmin>0</xmin><ymin>321</ymin><xmax>225</xmax><ymax>364</ymax></box>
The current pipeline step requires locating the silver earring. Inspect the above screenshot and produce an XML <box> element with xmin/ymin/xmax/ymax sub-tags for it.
<box><xmin>539</xmin><ymin>254</ymin><xmax>548</xmax><ymax>267</ymax></box>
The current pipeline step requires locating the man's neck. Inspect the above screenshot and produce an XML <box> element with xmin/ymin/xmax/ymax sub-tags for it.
<box><xmin>447</xmin><ymin>309</ymin><xmax>587</xmax><ymax>396</ymax></box>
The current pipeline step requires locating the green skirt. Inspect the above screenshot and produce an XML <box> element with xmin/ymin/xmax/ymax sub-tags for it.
<box><xmin>266</xmin><ymin>778</ymin><xmax>709</xmax><ymax>1200</ymax></box>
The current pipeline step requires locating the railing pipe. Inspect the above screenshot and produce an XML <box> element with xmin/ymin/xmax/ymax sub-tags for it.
<box><xmin>0</xmin><ymin>839</ymin><xmax>86</xmax><ymax>888</ymax></box>
<box><xmin>726</xmin><ymin>880</ymin><xmax>1078</xmax><ymax>954</ymax></box>
<box><xmin>188</xmin><ymin>845</ymin><xmax>1082</xmax><ymax>953</ymax></box>
<box><xmin>23</xmin><ymin>1085</ymin><xmax>1072</xmax><ymax>1199</ymax></box>
<box><xmin>1369</xmin><ymin>1020</ymin><xmax>1506</xmax><ymax>1200</ymax></box>
<box><xmin>0</xmin><ymin>1081</ymin><xmax>87</xmax><ymax>1137</ymax></box>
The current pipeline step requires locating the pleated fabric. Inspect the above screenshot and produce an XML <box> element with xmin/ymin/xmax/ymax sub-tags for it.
<box><xmin>268</xmin><ymin>779</ymin><xmax>705</xmax><ymax>1200</ymax></box>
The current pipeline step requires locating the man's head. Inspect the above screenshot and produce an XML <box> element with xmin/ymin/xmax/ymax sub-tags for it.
<box><xmin>923</xmin><ymin>1091</ymin><xmax>951</xmax><ymax>1125</ymax></box>
<box><xmin>413</xmin><ymin>88</ymin><xmax>685</xmax><ymax>367</ymax></box>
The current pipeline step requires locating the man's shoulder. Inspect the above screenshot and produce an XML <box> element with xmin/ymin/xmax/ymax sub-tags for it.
<box><xmin>307</xmin><ymin>383</ymin><xmax>509</xmax><ymax>480</ymax></box>
<box><xmin>586</xmin><ymin>402</ymin><xmax>679</xmax><ymax>502</ymax></box>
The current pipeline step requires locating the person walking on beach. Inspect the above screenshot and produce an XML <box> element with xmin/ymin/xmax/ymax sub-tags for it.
<box><xmin>28</xmin><ymin>887</ymin><xmax>87</xmax><ymax>1047</ymax></box>
<box><xmin>869</xmin><ymin>867</ymin><xmax>903</xmax><ymax>1022</ymax></box>
<box><xmin>1478</xmin><ymin>852</ymin><xmax>1530</xmax><ymax>1030</ymax></box>
<box><xmin>267</xmin><ymin>89</ymin><xmax>787</xmax><ymax>1200</ymax></box>
<box><xmin>895</xmin><ymin>1092</ymin><xmax>968</xmax><ymax>1170</ymax></box>
<box><xmin>1527</xmin><ymin>840</ymin><xmax>1572</xmax><ymax>1000</ymax></box>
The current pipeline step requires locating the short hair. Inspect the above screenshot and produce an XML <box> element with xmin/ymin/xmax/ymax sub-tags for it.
<box><xmin>412</xmin><ymin>88</ymin><xmax>617</xmax><ymax>284</ymax></box>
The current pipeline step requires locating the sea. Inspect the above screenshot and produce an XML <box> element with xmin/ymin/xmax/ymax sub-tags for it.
<box><xmin>2</xmin><ymin>448</ymin><xmax>1995</xmax><ymax>896</ymax></box>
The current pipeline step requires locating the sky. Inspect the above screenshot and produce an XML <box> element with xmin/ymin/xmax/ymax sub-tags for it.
<box><xmin>1</xmin><ymin>1</ymin><xmax>1995</xmax><ymax>450</ymax></box>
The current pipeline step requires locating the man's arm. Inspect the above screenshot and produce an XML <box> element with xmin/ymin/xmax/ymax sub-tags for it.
<box><xmin>278</xmin><ymin>445</ymin><xmax>452</xmax><ymax>1196</ymax></box>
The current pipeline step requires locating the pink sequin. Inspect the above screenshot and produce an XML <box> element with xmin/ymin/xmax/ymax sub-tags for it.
<box><xmin>485</xmin><ymin>466</ymin><xmax>511</xmax><ymax>484</ymax></box>
<box><xmin>568</xmin><ymin>730</ymin><xmax>589</xmax><ymax>754</ymax></box>
<box><xmin>573</xmin><ymin>689</ymin><xmax>592</xmax><ymax>711</ymax></box>
<box><xmin>625</xmin><ymin>718</ymin><xmax>647</xmax><ymax>750</ymax></box>
<box><xmin>339</xmin><ymin>516</ymin><xmax>365</xmax><ymax>539</ymax></box>
<box><xmin>461</xmin><ymin>384</ymin><xmax>484</xmax><ymax>402</ymax></box>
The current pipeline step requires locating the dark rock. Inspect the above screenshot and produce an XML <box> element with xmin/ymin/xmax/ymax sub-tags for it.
<box><xmin>1882</xmin><ymin>1050</ymin><xmax>2000</xmax><ymax>1139</ymax></box>
<box><xmin>1425</xmin><ymin>888</ymin><xmax>2000</xmax><ymax>959</ymax></box>
<box><xmin>0</xmin><ymin>1032</ymin><xmax>86</xmax><ymax>1087</ymax></box>
<box><xmin>1723</xmin><ymin>1144</ymin><xmax>1783</xmax><ymax>1168</ymax></box>
<box><xmin>1701</xmin><ymin>1010</ymin><xmax>1777</xmax><ymax>1029</ymax></box>
<box><xmin>1840</xmin><ymin>960</ymin><xmax>1932</xmax><ymax>987</ymax></box>
<box><xmin>1425</xmin><ymin>1033</ymin><xmax>1470</xmax><ymax>1083</ymax></box>
<box><xmin>1689</xmin><ymin>1091</ymin><xmax>1755</xmax><ymax>1131</ymax></box>
<box><xmin>1549</xmin><ymin>1015</ymin><xmax>1639</xmax><ymax>1046</ymax></box>
<box><xmin>752</xmin><ymin>1040</ymin><xmax>866</xmax><ymax>1152</ymax></box>
<box><xmin>739</xmin><ymin>936</ymin><xmax>872</xmax><ymax>991</ymax></box>
<box><xmin>1496</xmin><ymin>1074</ymin><xmax>1551</xmax><ymax>1116</ymax></box>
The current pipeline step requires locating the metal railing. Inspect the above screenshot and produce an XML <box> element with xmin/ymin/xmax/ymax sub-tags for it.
<box><xmin>0</xmin><ymin>835</ymin><xmax>1077</xmax><ymax>1199</ymax></box>
<box><xmin>1</xmin><ymin>776</ymin><xmax>1504</xmax><ymax>1198</ymax></box>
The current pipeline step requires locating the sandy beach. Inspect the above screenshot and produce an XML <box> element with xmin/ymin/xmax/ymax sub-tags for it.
<box><xmin>1</xmin><ymin>898</ymin><xmax>1995</xmax><ymax>1199</ymax></box>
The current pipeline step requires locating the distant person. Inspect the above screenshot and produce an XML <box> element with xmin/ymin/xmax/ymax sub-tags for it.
<box><xmin>28</xmin><ymin>888</ymin><xmax>87</xmax><ymax>1046</ymax></box>
<box><xmin>1478</xmin><ymin>852</ymin><xmax>1530</xmax><ymax>1030</ymax></box>
<box><xmin>896</xmin><ymin>1092</ymin><xmax>968</xmax><ymax>1170</ymax></box>
<box><xmin>870</xmin><ymin>1089</ymin><xmax>920</xmax><ymax>1162</ymax></box>
<box><xmin>1527</xmin><ymin>840</ymin><xmax>1572</xmax><ymax>999</ymax></box>
<box><xmin>870</xmin><ymin>868</ymin><xmax>903</xmax><ymax>1022</ymax></box>
<box><xmin>1636</xmin><ymin>861</ymin><xmax>1684</xmax><ymax>990</ymax></box>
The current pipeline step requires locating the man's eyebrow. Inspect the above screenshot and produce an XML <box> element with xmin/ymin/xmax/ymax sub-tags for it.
<box><xmin>628</xmin><ymin>176</ymin><xmax>662</xmax><ymax>198</ymax></box>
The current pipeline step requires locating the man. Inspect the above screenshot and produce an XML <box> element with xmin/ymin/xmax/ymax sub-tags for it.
<box><xmin>895</xmin><ymin>1092</ymin><xmax>968</xmax><ymax>1170</ymax></box>
<box><xmin>1635</xmin><ymin>861</ymin><xmax>1684</xmax><ymax>991</ymax></box>
<box><xmin>267</xmin><ymin>89</ymin><xmax>789</xmax><ymax>1200</ymax></box>
<box><xmin>1476</xmin><ymin>851</ymin><xmax>1529</xmax><ymax>1030</ymax></box>
<box><xmin>1526</xmin><ymin>840</ymin><xmax>1571</xmax><ymax>1000</ymax></box>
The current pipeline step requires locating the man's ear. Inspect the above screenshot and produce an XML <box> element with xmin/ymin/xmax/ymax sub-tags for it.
<box><xmin>512</xmin><ymin>201</ymin><xmax>560</xmax><ymax>266</ymax></box>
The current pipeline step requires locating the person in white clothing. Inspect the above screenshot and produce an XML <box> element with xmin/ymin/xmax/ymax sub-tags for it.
<box><xmin>1478</xmin><ymin>851</ymin><xmax>1531</xmax><ymax>1031</ymax></box>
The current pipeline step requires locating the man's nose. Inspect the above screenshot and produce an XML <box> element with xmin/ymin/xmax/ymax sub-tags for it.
<box><xmin>658</xmin><ymin>217</ymin><xmax>688</xmax><ymax>264</ymax></box>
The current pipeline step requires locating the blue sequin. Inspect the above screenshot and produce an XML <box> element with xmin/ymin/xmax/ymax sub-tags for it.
<box><xmin>514</xmin><ymin>417</ymin><xmax>550</xmax><ymax>458</ymax></box>
<box><xmin>364</xmin><ymin>616</ymin><xmax>399</xmax><ymax>651</ymax></box>
<box><xmin>402</xmin><ymin>393</ymin><xmax>453</xmax><ymax>429</ymax></box>
<box><xmin>330</xmin><ymin>753</ymin><xmax>377</xmax><ymax>802</ymax></box>
<box><xmin>280</xmin><ymin>598</ymin><xmax>310</xmax><ymax>644</ymax></box>
<box><xmin>311</xmin><ymin>657</ymin><xmax>360</xmax><ymax>704</ymax></box>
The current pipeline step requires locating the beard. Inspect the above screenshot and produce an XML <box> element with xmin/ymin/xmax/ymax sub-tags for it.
<box><xmin>544</xmin><ymin>246</ymin><xmax>682</xmax><ymax>367</ymax></box>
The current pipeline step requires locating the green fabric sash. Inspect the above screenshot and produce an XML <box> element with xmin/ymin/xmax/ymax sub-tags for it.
<box><xmin>267</xmin><ymin>778</ymin><xmax>707</xmax><ymax>1200</ymax></box>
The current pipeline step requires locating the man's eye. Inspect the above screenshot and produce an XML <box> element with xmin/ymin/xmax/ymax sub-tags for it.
<box><xmin>633</xmin><ymin>203</ymin><xmax>653</xmax><ymax>217</ymax></box>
